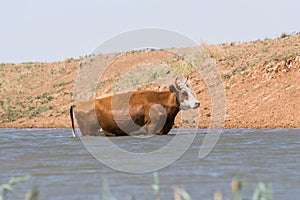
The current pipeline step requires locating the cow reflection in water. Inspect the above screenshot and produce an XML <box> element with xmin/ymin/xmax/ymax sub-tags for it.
<box><xmin>70</xmin><ymin>77</ymin><xmax>200</xmax><ymax>137</ymax></box>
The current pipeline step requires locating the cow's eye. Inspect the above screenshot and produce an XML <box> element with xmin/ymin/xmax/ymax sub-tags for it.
<box><xmin>182</xmin><ymin>91</ymin><xmax>188</xmax><ymax>96</ymax></box>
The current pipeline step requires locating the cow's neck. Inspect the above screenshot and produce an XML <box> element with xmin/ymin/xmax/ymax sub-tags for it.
<box><xmin>170</xmin><ymin>92</ymin><xmax>181</xmax><ymax>110</ymax></box>
<box><xmin>168</xmin><ymin>91</ymin><xmax>181</xmax><ymax>115</ymax></box>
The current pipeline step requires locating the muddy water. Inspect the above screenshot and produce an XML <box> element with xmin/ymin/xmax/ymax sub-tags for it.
<box><xmin>0</xmin><ymin>128</ymin><xmax>299</xmax><ymax>200</ymax></box>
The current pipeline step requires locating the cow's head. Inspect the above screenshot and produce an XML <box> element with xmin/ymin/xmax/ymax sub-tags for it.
<box><xmin>169</xmin><ymin>77</ymin><xmax>200</xmax><ymax>110</ymax></box>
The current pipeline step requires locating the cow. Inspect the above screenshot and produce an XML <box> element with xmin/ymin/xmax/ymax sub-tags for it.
<box><xmin>70</xmin><ymin>77</ymin><xmax>200</xmax><ymax>137</ymax></box>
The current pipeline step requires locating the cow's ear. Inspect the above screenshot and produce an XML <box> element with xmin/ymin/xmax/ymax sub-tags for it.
<box><xmin>169</xmin><ymin>85</ymin><xmax>178</xmax><ymax>95</ymax></box>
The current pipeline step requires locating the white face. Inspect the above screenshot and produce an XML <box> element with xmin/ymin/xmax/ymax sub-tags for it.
<box><xmin>177</xmin><ymin>83</ymin><xmax>200</xmax><ymax>110</ymax></box>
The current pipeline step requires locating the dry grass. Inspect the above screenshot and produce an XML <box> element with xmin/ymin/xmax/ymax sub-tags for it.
<box><xmin>200</xmin><ymin>42</ymin><xmax>225</xmax><ymax>61</ymax></box>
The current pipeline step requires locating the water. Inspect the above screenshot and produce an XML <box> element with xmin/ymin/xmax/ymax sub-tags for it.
<box><xmin>0</xmin><ymin>128</ymin><xmax>299</xmax><ymax>200</ymax></box>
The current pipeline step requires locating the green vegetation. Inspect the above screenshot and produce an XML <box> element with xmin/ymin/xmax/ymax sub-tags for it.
<box><xmin>173</xmin><ymin>62</ymin><xmax>196</xmax><ymax>77</ymax></box>
<box><xmin>126</xmin><ymin>48</ymin><xmax>157</xmax><ymax>55</ymax></box>
<box><xmin>232</xmin><ymin>65</ymin><xmax>247</xmax><ymax>75</ymax></box>
<box><xmin>223</xmin><ymin>73</ymin><xmax>231</xmax><ymax>79</ymax></box>
<box><xmin>65</xmin><ymin>58</ymin><xmax>74</xmax><ymax>63</ymax></box>
<box><xmin>0</xmin><ymin>92</ymin><xmax>55</xmax><ymax>122</ymax></box>
<box><xmin>21</xmin><ymin>62</ymin><xmax>35</xmax><ymax>65</ymax></box>
<box><xmin>282</xmin><ymin>49</ymin><xmax>298</xmax><ymax>60</ymax></box>
<box><xmin>101</xmin><ymin>172</ymin><xmax>192</xmax><ymax>200</ymax></box>
<box><xmin>285</xmin><ymin>84</ymin><xmax>292</xmax><ymax>89</ymax></box>
<box><xmin>152</xmin><ymin>172</ymin><xmax>161</xmax><ymax>200</ymax></box>
<box><xmin>35</xmin><ymin>92</ymin><xmax>54</xmax><ymax>102</ymax></box>
<box><xmin>1</xmin><ymin>104</ymin><xmax>55</xmax><ymax>122</ymax></box>
<box><xmin>100</xmin><ymin>173</ymin><xmax>273</xmax><ymax>200</ymax></box>
<box><xmin>1</xmin><ymin>176</ymin><xmax>29</xmax><ymax>200</ymax></box>
<box><xmin>0</xmin><ymin>174</ymin><xmax>273</xmax><ymax>200</ymax></box>
<box><xmin>0</xmin><ymin>175</ymin><xmax>39</xmax><ymax>200</ymax></box>
<box><xmin>110</xmin><ymin>60</ymin><xmax>195</xmax><ymax>93</ymax></box>
<box><xmin>112</xmin><ymin>65</ymin><xmax>168</xmax><ymax>92</ymax></box>
<box><xmin>102</xmin><ymin>178</ymin><xmax>117</xmax><ymax>200</ymax></box>
<box><xmin>0</xmin><ymin>60</ymin><xmax>78</xmax><ymax>125</ymax></box>
<box><xmin>53</xmin><ymin>81</ymin><xmax>73</xmax><ymax>89</ymax></box>
<box><xmin>280</xmin><ymin>32</ymin><xmax>289</xmax><ymax>39</ymax></box>
<box><xmin>231</xmin><ymin>176</ymin><xmax>245</xmax><ymax>200</ymax></box>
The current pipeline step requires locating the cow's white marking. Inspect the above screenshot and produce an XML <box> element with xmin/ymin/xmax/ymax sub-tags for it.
<box><xmin>178</xmin><ymin>83</ymin><xmax>200</xmax><ymax>110</ymax></box>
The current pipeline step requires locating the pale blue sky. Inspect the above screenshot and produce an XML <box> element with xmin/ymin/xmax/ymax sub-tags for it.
<box><xmin>1</xmin><ymin>0</ymin><xmax>299</xmax><ymax>63</ymax></box>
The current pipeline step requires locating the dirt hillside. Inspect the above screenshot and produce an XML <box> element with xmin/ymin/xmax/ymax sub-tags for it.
<box><xmin>1</xmin><ymin>33</ymin><xmax>299</xmax><ymax>129</ymax></box>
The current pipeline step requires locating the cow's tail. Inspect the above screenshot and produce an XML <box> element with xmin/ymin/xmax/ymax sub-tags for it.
<box><xmin>70</xmin><ymin>105</ymin><xmax>77</xmax><ymax>138</ymax></box>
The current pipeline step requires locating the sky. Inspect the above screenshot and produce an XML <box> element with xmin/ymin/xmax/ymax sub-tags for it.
<box><xmin>1</xmin><ymin>0</ymin><xmax>299</xmax><ymax>63</ymax></box>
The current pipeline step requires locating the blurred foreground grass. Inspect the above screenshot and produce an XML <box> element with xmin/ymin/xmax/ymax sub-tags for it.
<box><xmin>1</xmin><ymin>174</ymin><xmax>272</xmax><ymax>200</ymax></box>
<box><xmin>0</xmin><ymin>176</ymin><xmax>38</xmax><ymax>200</ymax></box>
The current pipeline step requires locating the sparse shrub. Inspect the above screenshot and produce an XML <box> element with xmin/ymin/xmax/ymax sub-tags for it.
<box><xmin>35</xmin><ymin>93</ymin><xmax>54</xmax><ymax>101</ymax></box>
<box><xmin>53</xmin><ymin>81</ymin><xmax>72</xmax><ymax>88</ymax></box>
<box><xmin>1</xmin><ymin>105</ymin><xmax>22</xmax><ymax>122</ymax></box>
<box><xmin>285</xmin><ymin>84</ymin><xmax>292</xmax><ymax>89</ymax></box>
<box><xmin>232</xmin><ymin>65</ymin><xmax>247</xmax><ymax>75</ymax></box>
<box><xmin>58</xmin><ymin>65</ymin><xmax>66</xmax><ymax>74</ymax></box>
<box><xmin>112</xmin><ymin>65</ymin><xmax>173</xmax><ymax>92</ymax></box>
<box><xmin>1</xmin><ymin>92</ymin><xmax>55</xmax><ymax>121</ymax></box>
<box><xmin>173</xmin><ymin>62</ymin><xmax>196</xmax><ymax>77</ymax></box>
<box><xmin>65</xmin><ymin>58</ymin><xmax>74</xmax><ymax>63</ymax></box>
<box><xmin>223</xmin><ymin>73</ymin><xmax>231</xmax><ymax>79</ymax></box>
<box><xmin>280</xmin><ymin>32</ymin><xmax>288</xmax><ymax>38</ymax></box>
<box><xmin>30</xmin><ymin>106</ymin><xmax>55</xmax><ymax>118</ymax></box>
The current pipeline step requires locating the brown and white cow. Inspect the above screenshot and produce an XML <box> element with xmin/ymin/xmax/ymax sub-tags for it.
<box><xmin>70</xmin><ymin>77</ymin><xmax>200</xmax><ymax>137</ymax></box>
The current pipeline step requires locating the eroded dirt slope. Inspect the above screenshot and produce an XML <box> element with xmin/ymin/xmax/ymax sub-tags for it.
<box><xmin>0</xmin><ymin>34</ymin><xmax>299</xmax><ymax>128</ymax></box>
